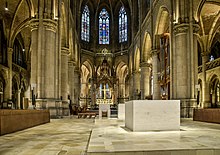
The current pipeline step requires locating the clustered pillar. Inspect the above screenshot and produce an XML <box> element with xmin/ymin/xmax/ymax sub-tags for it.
<box><xmin>151</xmin><ymin>49</ymin><xmax>160</xmax><ymax>100</ymax></box>
<box><xmin>140</xmin><ymin>62</ymin><xmax>151</xmax><ymax>99</ymax></box>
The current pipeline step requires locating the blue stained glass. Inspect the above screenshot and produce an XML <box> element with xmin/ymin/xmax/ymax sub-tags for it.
<box><xmin>81</xmin><ymin>5</ymin><xmax>90</xmax><ymax>42</ymax></box>
<box><xmin>99</xmin><ymin>8</ymin><xmax>110</xmax><ymax>44</ymax></box>
<box><xmin>119</xmin><ymin>6</ymin><xmax>127</xmax><ymax>43</ymax></box>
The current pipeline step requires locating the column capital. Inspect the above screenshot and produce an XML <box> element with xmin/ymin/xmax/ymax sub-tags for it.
<box><xmin>30</xmin><ymin>18</ymin><xmax>58</xmax><ymax>32</ymax></box>
<box><xmin>8</xmin><ymin>47</ymin><xmax>13</xmax><ymax>54</ymax></box>
<box><xmin>140</xmin><ymin>62</ymin><xmax>151</xmax><ymax>68</ymax></box>
<box><xmin>68</xmin><ymin>60</ymin><xmax>76</xmax><ymax>67</ymax></box>
<box><xmin>61</xmin><ymin>47</ymin><xmax>70</xmax><ymax>56</ymax></box>
<box><xmin>151</xmin><ymin>49</ymin><xmax>158</xmax><ymax>56</ymax></box>
<box><xmin>174</xmin><ymin>23</ymin><xmax>189</xmax><ymax>35</ymax></box>
<box><xmin>30</xmin><ymin>19</ymin><xmax>39</xmax><ymax>31</ymax></box>
<box><xmin>43</xmin><ymin>19</ymin><xmax>57</xmax><ymax>32</ymax></box>
<box><xmin>201</xmin><ymin>51</ymin><xmax>209</xmax><ymax>57</ymax></box>
<box><xmin>193</xmin><ymin>24</ymin><xmax>200</xmax><ymax>34</ymax></box>
<box><xmin>132</xmin><ymin>70</ymin><xmax>140</xmax><ymax>74</ymax></box>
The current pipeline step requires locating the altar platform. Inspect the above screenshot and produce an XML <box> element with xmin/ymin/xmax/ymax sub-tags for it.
<box><xmin>87</xmin><ymin>118</ymin><xmax>220</xmax><ymax>155</ymax></box>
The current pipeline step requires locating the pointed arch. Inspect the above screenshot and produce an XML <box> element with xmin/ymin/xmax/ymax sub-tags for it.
<box><xmin>142</xmin><ymin>32</ymin><xmax>152</xmax><ymax>62</ymax></box>
<box><xmin>81</xmin><ymin>60</ymin><xmax>93</xmax><ymax>79</ymax></box>
<box><xmin>209</xmin><ymin>74</ymin><xmax>220</xmax><ymax>107</ymax></box>
<box><xmin>134</xmin><ymin>47</ymin><xmax>140</xmax><ymax>71</ymax></box>
<box><xmin>116</xmin><ymin>61</ymin><xmax>128</xmax><ymax>80</ymax></box>
<box><xmin>155</xmin><ymin>7</ymin><xmax>170</xmax><ymax>35</ymax></box>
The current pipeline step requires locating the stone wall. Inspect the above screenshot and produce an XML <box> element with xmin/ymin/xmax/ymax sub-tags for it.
<box><xmin>0</xmin><ymin>110</ymin><xmax>50</xmax><ymax>135</ymax></box>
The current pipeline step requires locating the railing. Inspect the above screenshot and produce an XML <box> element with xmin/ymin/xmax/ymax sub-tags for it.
<box><xmin>198</xmin><ymin>57</ymin><xmax>220</xmax><ymax>73</ymax></box>
<box><xmin>12</xmin><ymin>63</ymin><xmax>27</xmax><ymax>73</ymax></box>
<box><xmin>206</xmin><ymin>57</ymin><xmax>220</xmax><ymax>70</ymax></box>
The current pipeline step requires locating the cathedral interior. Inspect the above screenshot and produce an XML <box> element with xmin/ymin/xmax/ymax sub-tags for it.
<box><xmin>0</xmin><ymin>0</ymin><xmax>219</xmax><ymax>117</ymax></box>
<box><xmin>0</xmin><ymin>0</ymin><xmax>220</xmax><ymax>154</ymax></box>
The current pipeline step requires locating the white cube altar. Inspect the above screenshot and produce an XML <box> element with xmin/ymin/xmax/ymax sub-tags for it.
<box><xmin>99</xmin><ymin>104</ymin><xmax>110</xmax><ymax>119</ymax></box>
<box><xmin>118</xmin><ymin>103</ymin><xmax>125</xmax><ymax>120</ymax></box>
<box><xmin>125</xmin><ymin>100</ymin><xmax>180</xmax><ymax>131</ymax></box>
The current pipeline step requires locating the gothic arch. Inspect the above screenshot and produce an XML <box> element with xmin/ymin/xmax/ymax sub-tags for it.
<box><xmin>155</xmin><ymin>7</ymin><xmax>170</xmax><ymax>35</ymax></box>
<box><xmin>207</xmin><ymin>74</ymin><xmax>217</xmax><ymax>84</ymax></box>
<box><xmin>196</xmin><ymin>0</ymin><xmax>220</xmax><ymax>22</ymax></box>
<box><xmin>0</xmin><ymin>71</ymin><xmax>7</xmax><ymax>88</ymax></box>
<box><xmin>197</xmin><ymin>1</ymin><xmax>220</xmax><ymax>50</ymax></box>
<box><xmin>195</xmin><ymin>0</ymin><xmax>206</xmax><ymax>22</ymax></box>
<box><xmin>142</xmin><ymin>32</ymin><xmax>152</xmax><ymax>62</ymax></box>
<box><xmin>134</xmin><ymin>47</ymin><xmax>140</xmax><ymax>71</ymax></box>
<box><xmin>80</xmin><ymin>60</ymin><xmax>93</xmax><ymax>97</ymax></box>
<box><xmin>116</xmin><ymin>61</ymin><xmax>128</xmax><ymax>79</ymax></box>
<box><xmin>81</xmin><ymin>60</ymin><xmax>93</xmax><ymax>80</ymax></box>
<box><xmin>9</xmin><ymin>0</ymin><xmax>32</xmax><ymax>47</ymax></box>
<box><xmin>198</xmin><ymin>78</ymin><xmax>203</xmax><ymax>106</ymax></box>
<box><xmin>209</xmin><ymin>74</ymin><xmax>220</xmax><ymax>107</ymax></box>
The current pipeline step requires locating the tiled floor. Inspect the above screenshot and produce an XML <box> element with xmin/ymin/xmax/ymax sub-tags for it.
<box><xmin>0</xmin><ymin>116</ymin><xmax>94</xmax><ymax>155</ymax></box>
<box><xmin>1</xmin><ymin>117</ymin><xmax>220</xmax><ymax>155</ymax></box>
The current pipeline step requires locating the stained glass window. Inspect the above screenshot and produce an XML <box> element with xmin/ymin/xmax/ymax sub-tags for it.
<box><xmin>81</xmin><ymin>5</ymin><xmax>89</xmax><ymax>42</ymax></box>
<box><xmin>119</xmin><ymin>6</ymin><xmax>127</xmax><ymax>43</ymax></box>
<box><xmin>99</xmin><ymin>8</ymin><xmax>109</xmax><ymax>44</ymax></box>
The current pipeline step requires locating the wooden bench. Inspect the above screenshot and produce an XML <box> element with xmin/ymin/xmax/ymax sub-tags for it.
<box><xmin>78</xmin><ymin>113</ymin><xmax>96</xmax><ymax>118</ymax></box>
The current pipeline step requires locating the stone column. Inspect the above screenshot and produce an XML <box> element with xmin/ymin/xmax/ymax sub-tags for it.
<box><xmin>151</xmin><ymin>49</ymin><xmax>160</xmax><ymax>100</ymax></box>
<box><xmin>30</xmin><ymin>20</ymin><xmax>38</xmax><ymax>98</ymax></box>
<box><xmin>43</xmin><ymin>20</ymin><xmax>57</xmax><ymax>99</ymax></box>
<box><xmin>17</xmin><ymin>89</ymin><xmax>21</xmax><ymax>109</ymax></box>
<box><xmin>30</xmin><ymin>19</ymin><xmax>58</xmax><ymax>112</ymax></box>
<box><xmin>129</xmin><ymin>74</ymin><xmax>133</xmax><ymax>100</ymax></box>
<box><xmin>74</xmin><ymin>69</ymin><xmax>80</xmax><ymax>106</ymax></box>
<box><xmin>201</xmin><ymin>52</ymin><xmax>210</xmax><ymax>108</ymax></box>
<box><xmin>24</xmin><ymin>85</ymin><xmax>30</xmax><ymax>109</ymax></box>
<box><xmin>61</xmin><ymin>47</ymin><xmax>69</xmax><ymax>101</ymax></box>
<box><xmin>61</xmin><ymin>47</ymin><xmax>69</xmax><ymax>116</ymax></box>
<box><xmin>89</xmin><ymin>78</ymin><xmax>95</xmax><ymax>106</ymax></box>
<box><xmin>119</xmin><ymin>83</ymin><xmax>125</xmax><ymax>97</ymax></box>
<box><xmin>4</xmin><ymin>48</ymin><xmax>13</xmax><ymax>102</ymax></box>
<box><xmin>140</xmin><ymin>62</ymin><xmax>151</xmax><ymax>99</ymax></box>
<box><xmin>119</xmin><ymin>82</ymin><xmax>125</xmax><ymax>103</ymax></box>
<box><xmin>133</xmin><ymin>71</ymin><xmax>140</xmax><ymax>99</ymax></box>
<box><xmin>173</xmin><ymin>23</ymin><xmax>199</xmax><ymax>117</ymax></box>
<box><xmin>68</xmin><ymin>61</ymin><xmax>75</xmax><ymax>103</ymax></box>
<box><xmin>81</xmin><ymin>82</ymin><xmax>88</xmax><ymax>97</ymax></box>
<box><xmin>125</xmin><ymin>79</ymin><xmax>129</xmax><ymax>98</ymax></box>
<box><xmin>173</xmin><ymin>24</ymin><xmax>188</xmax><ymax>98</ymax></box>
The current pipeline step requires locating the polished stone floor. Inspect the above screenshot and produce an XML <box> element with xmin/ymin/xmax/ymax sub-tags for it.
<box><xmin>1</xmin><ymin>117</ymin><xmax>220</xmax><ymax>155</ymax></box>
<box><xmin>88</xmin><ymin>119</ymin><xmax>220</xmax><ymax>155</ymax></box>
<box><xmin>0</xmin><ymin>116</ymin><xmax>94</xmax><ymax>155</ymax></box>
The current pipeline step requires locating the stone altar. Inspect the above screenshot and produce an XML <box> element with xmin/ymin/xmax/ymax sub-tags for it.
<box><xmin>125</xmin><ymin>100</ymin><xmax>180</xmax><ymax>131</ymax></box>
<box><xmin>99</xmin><ymin>104</ymin><xmax>110</xmax><ymax>119</ymax></box>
